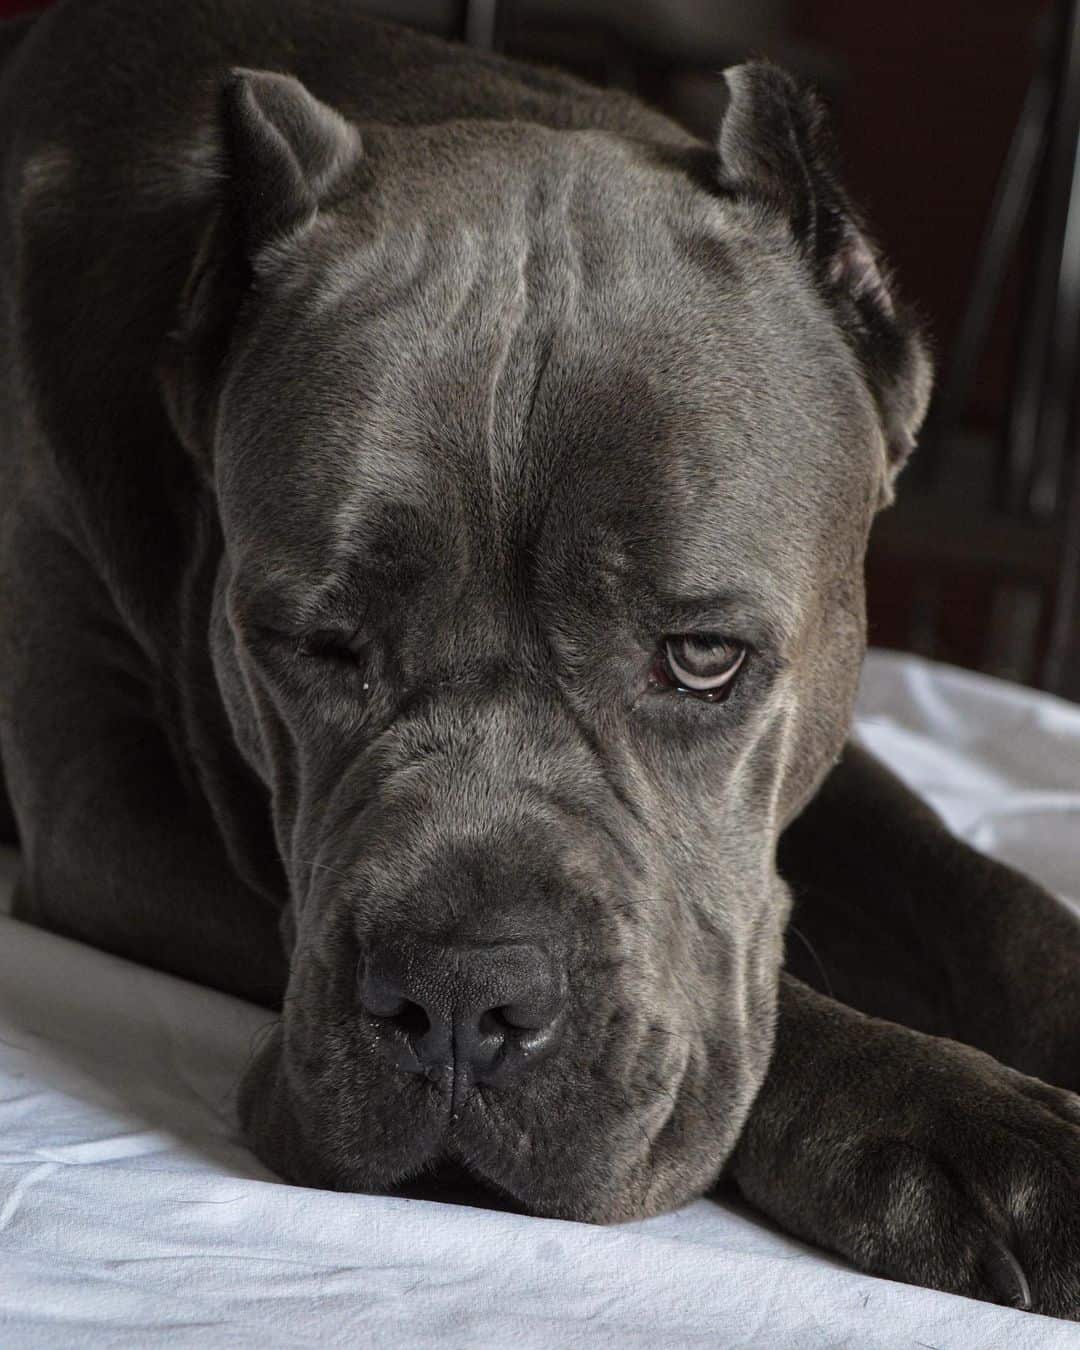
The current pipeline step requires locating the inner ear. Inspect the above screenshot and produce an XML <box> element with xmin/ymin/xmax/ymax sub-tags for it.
<box><xmin>222</xmin><ymin>67</ymin><xmax>363</xmax><ymax>269</ymax></box>
<box><xmin>717</xmin><ymin>61</ymin><xmax>933</xmax><ymax>498</ymax></box>
<box><xmin>158</xmin><ymin>69</ymin><xmax>363</xmax><ymax>465</ymax></box>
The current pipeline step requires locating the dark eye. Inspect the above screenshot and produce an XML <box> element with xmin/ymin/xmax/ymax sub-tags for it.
<box><xmin>650</xmin><ymin>635</ymin><xmax>746</xmax><ymax>702</ymax></box>
<box><xmin>299</xmin><ymin>629</ymin><xmax>362</xmax><ymax>664</ymax></box>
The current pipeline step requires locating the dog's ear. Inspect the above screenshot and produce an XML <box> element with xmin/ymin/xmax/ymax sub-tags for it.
<box><xmin>221</xmin><ymin>68</ymin><xmax>363</xmax><ymax>268</ymax></box>
<box><xmin>717</xmin><ymin>62</ymin><xmax>932</xmax><ymax>502</ymax></box>
<box><xmin>159</xmin><ymin>70</ymin><xmax>362</xmax><ymax>463</ymax></box>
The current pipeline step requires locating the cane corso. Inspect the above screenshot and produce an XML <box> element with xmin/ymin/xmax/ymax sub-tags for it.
<box><xmin>2</xmin><ymin>0</ymin><xmax>1080</xmax><ymax>1319</ymax></box>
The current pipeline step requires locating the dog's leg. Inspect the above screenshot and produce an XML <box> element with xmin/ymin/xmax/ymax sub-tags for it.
<box><xmin>778</xmin><ymin>742</ymin><xmax>1080</xmax><ymax>1090</ymax></box>
<box><xmin>729</xmin><ymin>973</ymin><xmax>1080</xmax><ymax>1316</ymax></box>
<box><xmin>4</xmin><ymin>530</ymin><xmax>288</xmax><ymax>1008</ymax></box>
<box><xmin>739</xmin><ymin>748</ymin><xmax>1080</xmax><ymax>1312</ymax></box>
<box><xmin>10</xmin><ymin>725</ymin><xmax>289</xmax><ymax>1007</ymax></box>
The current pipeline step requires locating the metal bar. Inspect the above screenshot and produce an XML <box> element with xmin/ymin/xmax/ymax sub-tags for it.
<box><xmin>1043</xmin><ymin>438</ymin><xmax>1080</xmax><ymax>692</ymax></box>
<box><xmin>464</xmin><ymin>0</ymin><xmax>499</xmax><ymax>49</ymax></box>
<box><xmin>1029</xmin><ymin>97</ymin><xmax>1080</xmax><ymax>517</ymax></box>
<box><xmin>913</xmin><ymin>62</ymin><xmax>1051</xmax><ymax>491</ymax></box>
<box><xmin>1003</xmin><ymin>0</ymin><xmax>1080</xmax><ymax>516</ymax></box>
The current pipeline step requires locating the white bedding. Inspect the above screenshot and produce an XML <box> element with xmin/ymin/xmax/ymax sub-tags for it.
<box><xmin>2</xmin><ymin>650</ymin><xmax>1080</xmax><ymax>1348</ymax></box>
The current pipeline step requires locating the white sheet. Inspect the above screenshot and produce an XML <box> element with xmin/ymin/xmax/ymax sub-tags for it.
<box><xmin>2</xmin><ymin>650</ymin><xmax>1079</xmax><ymax>1348</ymax></box>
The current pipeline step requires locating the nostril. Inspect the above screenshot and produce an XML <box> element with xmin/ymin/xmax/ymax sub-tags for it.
<box><xmin>361</xmin><ymin>991</ymin><xmax>430</xmax><ymax>1039</ymax></box>
<box><xmin>359</xmin><ymin>944</ymin><xmax>566</xmax><ymax>1083</ymax></box>
<box><xmin>357</xmin><ymin>972</ymin><xmax>431</xmax><ymax>1038</ymax></box>
<box><xmin>495</xmin><ymin>1002</ymin><xmax>556</xmax><ymax>1032</ymax></box>
<box><xmin>387</xmin><ymin>999</ymin><xmax>430</xmax><ymax>1038</ymax></box>
<box><xmin>477</xmin><ymin>1006</ymin><xmax>536</xmax><ymax>1040</ymax></box>
<box><xmin>469</xmin><ymin>998</ymin><xmax>564</xmax><ymax>1080</ymax></box>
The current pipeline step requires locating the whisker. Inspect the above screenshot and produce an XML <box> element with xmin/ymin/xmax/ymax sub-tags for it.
<box><xmin>786</xmin><ymin>922</ymin><xmax>835</xmax><ymax>1000</ymax></box>
<box><xmin>293</xmin><ymin>856</ymin><xmax>352</xmax><ymax>883</ymax></box>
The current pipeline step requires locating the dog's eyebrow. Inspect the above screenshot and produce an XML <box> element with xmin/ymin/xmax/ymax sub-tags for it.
<box><xmin>229</xmin><ymin>588</ymin><xmax>320</xmax><ymax>637</ymax></box>
<box><xmin>646</xmin><ymin>589</ymin><xmax>794</xmax><ymax>655</ymax></box>
<box><xmin>229</xmin><ymin>568</ymin><xmax>365</xmax><ymax>635</ymax></box>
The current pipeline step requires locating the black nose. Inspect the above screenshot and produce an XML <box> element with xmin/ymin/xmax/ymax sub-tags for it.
<box><xmin>358</xmin><ymin>940</ymin><xmax>565</xmax><ymax>1092</ymax></box>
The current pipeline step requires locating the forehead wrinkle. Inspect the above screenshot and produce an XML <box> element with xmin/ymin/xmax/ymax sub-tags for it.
<box><xmin>480</xmin><ymin>157</ymin><xmax>586</xmax><ymax>540</ymax></box>
<box><xmin>478</xmin><ymin>203</ymin><xmax>530</xmax><ymax>534</ymax></box>
<box><xmin>223</xmin><ymin>141</ymin><xmax>714</xmax><ymax>627</ymax></box>
<box><xmin>322</xmin><ymin>162</ymin><xmax>591</xmax><ymax>573</ymax></box>
<box><xmin>305</xmin><ymin>245</ymin><xmax>524</xmax><ymax>586</ymax></box>
<box><xmin>230</xmin><ymin>127</ymin><xmax>876</xmax><ymax>637</ymax></box>
<box><xmin>302</xmin><ymin>216</ymin><xmax>436</xmax><ymax>317</ymax></box>
<box><xmin>278</xmin><ymin>133</ymin><xmax>733</xmax><ymax>508</ymax></box>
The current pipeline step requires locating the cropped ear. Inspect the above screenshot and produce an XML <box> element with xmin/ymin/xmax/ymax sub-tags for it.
<box><xmin>717</xmin><ymin>62</ymin><xmax>932</xmax><ymax>502</ymax></box>
<box><xmin>159</xmin><ymin>69</ymin><xmax>362</xmax><ymax>462</ymax></box>
<box><xmin>221</xmin><ymin>68</ymin><xmax>363</xmax><ymax>267</ymax></box>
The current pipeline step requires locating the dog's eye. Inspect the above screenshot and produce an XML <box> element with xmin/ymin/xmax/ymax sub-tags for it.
<box><xmin>299</xmin><ymin>629</ymin><xmax>361</xmax><ymax>663</ymax></box>
<box><xmin>651</xmin><ymin>635</ymin><xmax>746</xmax><ymax>702</ymax></box>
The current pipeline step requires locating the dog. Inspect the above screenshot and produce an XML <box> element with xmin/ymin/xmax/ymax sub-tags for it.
<box><xmin>3</xmin><ymin>0</ymin><xmax>1080</xmax><ymax>1319</ymax></box>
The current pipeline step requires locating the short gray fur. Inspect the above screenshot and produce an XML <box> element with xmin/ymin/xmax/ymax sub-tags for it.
<box><xmin>2</xmin><ymin>0</ymin><xmax>1080</xmax><ymax>1319</ymax></box>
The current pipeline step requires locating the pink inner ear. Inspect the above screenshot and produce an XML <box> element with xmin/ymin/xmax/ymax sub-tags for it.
<box><xmin>829</xmin><ymin>232</ymin><xmax>895</xmax><ymax>318</ymax></box>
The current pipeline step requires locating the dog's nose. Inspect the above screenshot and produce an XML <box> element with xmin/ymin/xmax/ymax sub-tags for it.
<box><xmin>358</xmin><ymin>940</ymin><xmax>565</xmax><ymax>1088</ymax></box>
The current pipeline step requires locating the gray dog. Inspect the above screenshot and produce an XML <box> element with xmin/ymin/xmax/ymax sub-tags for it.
<box><xmin>3</xmin><ymin>0</ymin><xmax>1080</xmax><ymax>1320</ymax></box>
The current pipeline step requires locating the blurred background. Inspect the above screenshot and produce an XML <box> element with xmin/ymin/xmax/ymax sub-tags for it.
<box><xmin>3</xmin><ymin>0</ymin><xmax>1075</xmax><ymax>697</ymax></box>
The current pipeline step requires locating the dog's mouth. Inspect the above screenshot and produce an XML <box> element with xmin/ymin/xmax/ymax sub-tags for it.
<box><xmin>240</xmin><ymin>918</ymin><xmax>776</xmax><ymax>1223</ymax></box>
<box><xmin>391</xmin><ymin>1157</ymin><xmax>530</xmax><ymax>1215</ymax></box>
<box><xmin>240</xmin><ymin>1016</ymin><xmax>754</xmax><ymax>1223</ymax></box>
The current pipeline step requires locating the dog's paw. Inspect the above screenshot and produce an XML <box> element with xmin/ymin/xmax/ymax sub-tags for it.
<box><xmin>837</xmin><ymin>1047</ymin><xmax>1080</xmax><ymax>1318</ymax></box>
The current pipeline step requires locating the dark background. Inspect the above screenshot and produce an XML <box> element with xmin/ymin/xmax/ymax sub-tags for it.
<box><xmin>2</xmin><ymin>0</ymin><xmax>1062</xmax><ymax>690</ymax></box>
<box><xmin>789</xmin><ymin>2</ymin><xmax>1055</xmax><ymax>687</ymax></box>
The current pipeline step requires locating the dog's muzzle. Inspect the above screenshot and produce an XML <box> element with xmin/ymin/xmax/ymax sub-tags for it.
<box><xmin>357</xmin><ymin>939</ymin><xmax>567</xmax><ymax>1108</ymax></box>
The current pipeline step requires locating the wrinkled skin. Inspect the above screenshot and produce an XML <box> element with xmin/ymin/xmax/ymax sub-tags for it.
<box><xmin>215</xmin><ymin>127</ymin><xmax>880</xmax><ymax>1214</ymax></box>
<box><xmin>3</xmin><ymin>0</ymin><xmax>1080</xmax><ymax>1318</ymax></box>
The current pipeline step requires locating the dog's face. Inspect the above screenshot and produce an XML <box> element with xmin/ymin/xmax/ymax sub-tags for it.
<box><xmin>165</xmin><ymin>66</ymin><xmax>929</xmax><ymax>1220</ymax></box>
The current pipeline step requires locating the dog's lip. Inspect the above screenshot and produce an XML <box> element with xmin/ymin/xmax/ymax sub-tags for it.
<box><xmin>390</xmin><ymin>1157</ymin><xmax>529</xmax><ymax>1214</ymax></box>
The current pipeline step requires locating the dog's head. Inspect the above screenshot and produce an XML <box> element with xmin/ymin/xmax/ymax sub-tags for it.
<box><xmin>161</xmin><ymin>63</ymin><xmax>930</xmax><ymax>1220</ymax></box>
